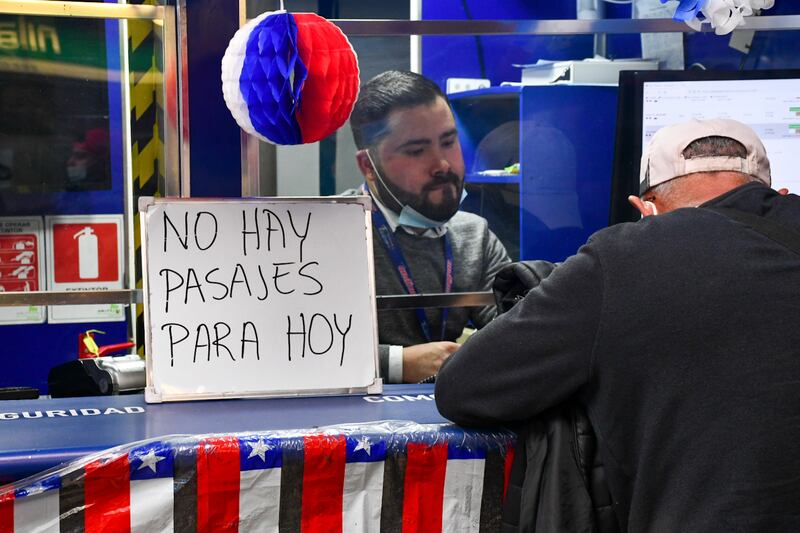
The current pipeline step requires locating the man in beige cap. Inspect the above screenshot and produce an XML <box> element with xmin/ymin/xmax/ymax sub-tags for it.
<box><xmin>630</xmin><ymin>118</ymin><xmax>787</xmax><ymax>217</ymax></box>
<box><xmin>436</xmin><ymin>118</ymin><xmax>800</xmax><ymax>531</ymax></box>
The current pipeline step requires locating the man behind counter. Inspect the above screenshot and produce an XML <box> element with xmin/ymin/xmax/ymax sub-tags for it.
<box><xmin>436</xmin><ymin>118</ymin><xmax>800</xmax><ymax>531</ymax></box>
<box><xmin>344</xmin><ymin>70</ymin><xmax>510</xmax><ymax>384</ymax></box>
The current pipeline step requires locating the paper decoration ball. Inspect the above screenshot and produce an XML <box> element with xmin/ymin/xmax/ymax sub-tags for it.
<box><xmin>221</xmin><ymin>11</ymin><xmax>360</xmax><ymax>145</ymax></box>
<box><xmin>664</xmin><ymin>0</ymin><xmax>706</xmax><ymax>21</ymax></box>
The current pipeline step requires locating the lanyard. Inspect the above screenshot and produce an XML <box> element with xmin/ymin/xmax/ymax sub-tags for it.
<box><xmin>363</xmin><ymin>185</ymin><xmax>454</xmax><ymax>342</ymax></box>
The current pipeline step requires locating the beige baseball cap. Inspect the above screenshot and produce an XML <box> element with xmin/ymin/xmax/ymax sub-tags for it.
<box><xmin>639</xmin><ymin>118</ymin><xmax>771</xmax><ymax>195</ymax></box>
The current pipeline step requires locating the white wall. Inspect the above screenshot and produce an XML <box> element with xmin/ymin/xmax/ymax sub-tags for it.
<box><xmin>277</xmin><ymin>143</ymin><xmax>320</xmax><ymax>196</ymax></box>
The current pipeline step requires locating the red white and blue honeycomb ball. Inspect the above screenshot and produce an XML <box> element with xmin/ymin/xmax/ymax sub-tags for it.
<box><xmin>222</xmin><ymin>11</ymin><xmax>360</xmax><ymax>145</ymax></box>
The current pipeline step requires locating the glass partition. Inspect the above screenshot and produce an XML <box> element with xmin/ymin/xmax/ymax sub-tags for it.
<box><xmin>226</xmin><ymin>9</ymin><xmax>800</xmax><ymax>381</ymax></box>
<box><xmin>0</xmin><ymin>14</ymin><xmax>119</xmax><ymax>209</ymax></box>
<box><xmin>2</xmin><ymin>0</ymin><xmax>799</xmax><ymax>388</ymax></box>
<box><xmin>0</xmin><ymin>2</ymin><xmax>175</xmax><ymax>390</ymax></box>
<box><xmin>239</xmin><ymin>20</ymin><xmax>800</xmax><ymax>264</ymax></box>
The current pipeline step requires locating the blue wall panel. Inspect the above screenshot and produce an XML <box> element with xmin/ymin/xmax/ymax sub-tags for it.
<box><xmin>185</xmin><ymin>0</ymin><xmax>242</xmax><ymax>197</ymax></box>
<box><xmin>519</xmin><ymin>85</ymin><xmax>617</xmax><ymax>262</ymax></box>
<box><xmin>421</xmin><ymin>0</ymin><xmax>638</xmax><ymax>89</ymax></box>
<box><xmin>422</xmin><ymin>1</ymin><xmax>800</xmax><ymax>88</ymax></box>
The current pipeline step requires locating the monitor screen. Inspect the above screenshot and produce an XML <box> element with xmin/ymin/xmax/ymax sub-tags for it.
<box><xmin>610</xmin><ymin>70</ymin><xmax>800</xmax><ymax>224</ymax></box>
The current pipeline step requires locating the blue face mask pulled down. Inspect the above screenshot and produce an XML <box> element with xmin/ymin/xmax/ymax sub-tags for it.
<box><xmin>366</xmin><ymin>150</ymin><xmax>467</xmax><ymax>229</ymax></box>
<box><xmin>396</xmin><ymin>189</ymin><xmax>468</xmax><ymax>229</ymax></box>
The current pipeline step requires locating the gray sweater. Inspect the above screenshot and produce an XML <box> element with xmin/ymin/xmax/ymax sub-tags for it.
<box><xmin>343</xmin><ymin>190</ymin><xmax>510</xmax><ymax>380</ymax></box>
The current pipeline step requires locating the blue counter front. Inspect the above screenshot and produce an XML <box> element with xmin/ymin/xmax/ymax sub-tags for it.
<box><xmin>0</xmin><ymin>385</ymin><xmax>447</xmax><ymax>484</ymax></box>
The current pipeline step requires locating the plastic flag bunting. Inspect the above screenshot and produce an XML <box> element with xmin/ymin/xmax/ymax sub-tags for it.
<box><xmin>0</xmin><ymin>422</ymin><xmax>516</xmax><ymax>532</ymax></box>
<box><xmin>222</xmin><ymin>10</ymin><xmax>360</xmax><ymax>145</ymax></box>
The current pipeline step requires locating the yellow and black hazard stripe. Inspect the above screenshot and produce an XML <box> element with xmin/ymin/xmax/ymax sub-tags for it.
<box><xmin>128</xmin><ymin>1</ymin><xmax>164</xmax><ymax>356</ymax></box>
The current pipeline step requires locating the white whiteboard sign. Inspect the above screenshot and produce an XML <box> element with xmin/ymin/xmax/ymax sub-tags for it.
<box><xmin>140</xmin><ymin>197</ymin><xmax>381</xmax><ymax>402</ymax></box>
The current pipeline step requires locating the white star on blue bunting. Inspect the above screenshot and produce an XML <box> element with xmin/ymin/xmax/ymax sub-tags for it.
<box><xmin>248</xmin><ymin>438</ymin><xmax>272</xmax><ymax>462</ymax></box>
<box><xmin>136</xmin><ymin>449</ymin><xmax>165</xmax><ymax>473</ymax></box>
<box><xmin>353</xmin><ymin>436</ymin><xmax>372</xmax><ymax>456</ymax></box>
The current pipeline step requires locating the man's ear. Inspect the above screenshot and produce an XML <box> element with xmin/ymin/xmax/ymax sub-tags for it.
<box><xmin>628</xmin><ymin>195</ymin><xmax>657</xmax><ymax>218</ymax></box>
<box><xmin>778</xmin><ymin>187</ymin><xmax>790</xmax><ymax>196</ymax></box>
<box><xmin>355</xmin><ymin>150</ymin><xmax>375</xmax><ymax>183</ymax></box>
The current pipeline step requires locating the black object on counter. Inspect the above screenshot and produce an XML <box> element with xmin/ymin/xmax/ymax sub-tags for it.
<box><xmin>48</xmin><ymin>355</ymin><xmax>145</xmax><ymax>398</ymax></box>
<box><xmin>0</xmin><ymin>387</ymin><xmax>40</xmax><ymax>400</ymax></box>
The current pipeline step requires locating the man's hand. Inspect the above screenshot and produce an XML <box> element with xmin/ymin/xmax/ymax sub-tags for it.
<box><xmin>402</xmin><ymin>342</ymin><xmax>460</xmax><ymax>383</ymax></box>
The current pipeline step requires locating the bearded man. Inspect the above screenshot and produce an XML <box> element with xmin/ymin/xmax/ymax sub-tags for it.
<box><xmin>344</xmin><ymin>70</ymin><xmax>510</xmax><ymax>384</ymax></box>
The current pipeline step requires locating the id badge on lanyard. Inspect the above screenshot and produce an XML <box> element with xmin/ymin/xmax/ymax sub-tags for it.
<box><xmin>363</xmin><ymin>185</ymin><xmax>454</xmax><ymax>342</ymax></box>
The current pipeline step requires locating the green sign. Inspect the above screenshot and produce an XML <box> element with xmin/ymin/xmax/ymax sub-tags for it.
<box><xmin>0</xmin><ymin>15</ymin><xmax>109</xmax><ymax>79</ymax></box>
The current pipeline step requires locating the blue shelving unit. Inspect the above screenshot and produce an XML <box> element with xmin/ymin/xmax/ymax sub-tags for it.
<box><xmin>465</xmin><ymin>173</ymin><xmax>520</xmax><ymax>185</ymax></box>
<box><xmin>451</xmin><ymin>84</ymin><xmax>618</xmax><ymax>263</ymax></box>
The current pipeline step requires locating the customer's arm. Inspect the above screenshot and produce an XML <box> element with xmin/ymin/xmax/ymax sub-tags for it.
<box><xmin>435</xmin><ymin>245</ymin><xmax>603</xmax><ymax>427</ymax></box>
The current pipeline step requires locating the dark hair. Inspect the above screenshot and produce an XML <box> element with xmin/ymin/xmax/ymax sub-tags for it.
<box><xmin>682</xmin><ymin>136</ymin><xmax>747</xmax><ymax>159</ymax></box>
<box><xmin>350</xmin><ymin>70</ymin><xmax>448</xmax><ymax>149</ymax></box>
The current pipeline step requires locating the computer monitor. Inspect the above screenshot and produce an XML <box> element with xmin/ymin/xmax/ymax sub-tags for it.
<box><xmin>610</xmin><ymin>70</ymin><xmax>800</xmax><ymax>224</ymax></box>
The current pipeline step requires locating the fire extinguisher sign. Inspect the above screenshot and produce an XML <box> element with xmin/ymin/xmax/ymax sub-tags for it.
<box><xmin>45</xmin><ymin>215</ymin><xmax>125</xmax><ymax>324</ymax></box>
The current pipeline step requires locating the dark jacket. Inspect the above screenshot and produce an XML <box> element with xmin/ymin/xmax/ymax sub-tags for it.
<box><xmin>493</xmin><ymin>260</ymin><xmax>619</xmax><ymax>533</ymax></box>
<box><xmin>437</xmin><ymin>183</ymin><xmax>800</xmax><ymax>531</ymax></box>
<box><xmin>501</xmin><ymin>402</ymin><xmax>619</xmax><ymax>533</ymax></box>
